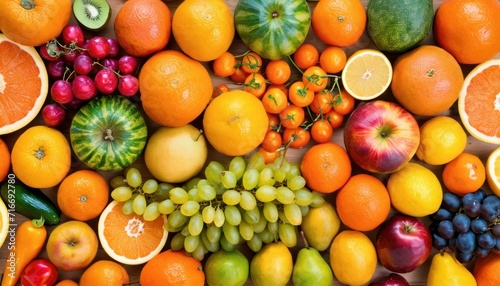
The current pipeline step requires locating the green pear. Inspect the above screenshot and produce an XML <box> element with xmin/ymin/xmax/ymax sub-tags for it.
<box><xmin>427</xmin><ymin>251</ymin><xmax>477</xmax><ymax>286</ymax></box>
<box><xmin>292</xmin><ymin>244</ymin><xmax>334</xmax><ymax>286</ymax></box>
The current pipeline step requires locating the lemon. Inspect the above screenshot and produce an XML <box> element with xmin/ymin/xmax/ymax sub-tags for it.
<box><xmin>427</xmin><ymin>251</ymin><xmax>477</xmax><ymax>286</ymax></box>
<box><xmin>301</xmin><ymin>201</ymin><xmax>341</xmax><ymax>251</ymax></box>
<box><xmin>416</xmin><ymin>115</ymin><xmax>467</xmax><ymax>165</ymax></box>
<box><xmin>486</xmin><ymin>146</ymin><xmax>500</xmax><ymax>196</ymax></box>
<box><xmin>0</xmin><ymin>198</ymin><xmax>9</xmax><ymax>248</ymax></box>
<box><xmin>387</xmin><ymin>162</ymin><xmax>443</xmax><ymax>217</ymax></box>
<box><xmin>250</xmin><ymin>242</ymin><xmax>293</xmax><ymax>286</ymax></box>
<box><xmin>329</xmin><ymin>230</ymin><xmax>377</xmax><ymax>285</ymax></box>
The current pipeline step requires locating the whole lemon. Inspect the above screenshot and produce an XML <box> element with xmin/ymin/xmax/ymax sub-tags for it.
<box><xmin>301</xmin><ymin>201</ymin><xmax>341</xmax><ymax>251</ymax></box>
<box><xmin>250</xmin><ymin>242</ymin><xmax>293</xmax><ymax>286</ymax></box>
<box><xmin>329</xmin><ymin>230</ymin><xmax>377</xmax><ymax>285</ymax></box>
<box><xmin>387</xmin><ymin>162</ymin><xmax>443</xmax><ymax>217</ymax></box>
<box><xmin>416</xmin><ymin>115</ymin><xmax>467</xmax><ymax>165</ymax></box>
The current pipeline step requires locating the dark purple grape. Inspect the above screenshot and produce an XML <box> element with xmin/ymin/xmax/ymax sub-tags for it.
<box><xmin>495</xmin><ymin>238</ymin><xmax>500</xmax><ymax>252</ymax></box>
<box><xmin>50</xmin><ymin>80</ymin><xmax>74</xmax><ymax>104</ymax></box>
<box><xmin>94</xmin><ymin>69</ymin><xmax>118</xmax><ymax>95</ymax></box>
<box><xmin>72</xmin><ymin>75</ymin><xmax>97</xmax><ymax>100</ymax></box>
<box><xmin>433</xmin><ymin>208</ymin><xmax>454</xmax><ymax>221</ymax></box>
<box><xmin>457</xmin><ymin>231</ymin><xmax>476</xmax><ymax>253</ymax></box>
<box><xmin>448</xmin><ymin>237</ymin><xmax>457</xmax><ymax>252</ymax></box>
<box><xmin>47</xmin><ymin>59</ymin><xmax>67</xmax><ymax>80</ymax></box>
<box><xmin>462</xmin><ymin>193</ymin><xmax>481</xmax><ymax>217</ymax></box>
<box><xmin>455</xmin><ymin>250</ymin><xmax>474</xmax><ymax>263</ymax></box>
<box><xmin>432</xmin><ymin>232</ymin><xmax>448</xmax><ymax>251</ymax></box>
<box><xmin>471</xmin><ymin>217</ymin><xmax>489</xmax><ymax>234</ymax></box>
<box><xmin>452</xmin><ymin>213</ymin><xmax>471</xmax><ymax>233</ymax></box>
<box><xmin>438</xmin><ymin>220</ymin><xmax>455</xmax><ymax>239</ymax></box>
<box><xmin>442</xmin><ymin>192</ymin><xmax>461</xmax><ymax>213</ymax></box>
<box><xmin>492</xmin><ymin>224</ymin><xmax>500</xmax><ymax>238</ymax></box>
<box><xmin>74</xmin><ymin>54</ymin><xmax>95</xmax><ymax>75</ymax></box>
<box><xmin>475</xmin><ymin>189</ymin><xmax>487</xmax><ymax>201</ymax></box>
<box><xmin>480</xmin><ymin>195</ymin><xmax>500</xmax><ymax>222</ymax></box>
<box><xmin>477</xmin><ymin>231</ymin><xmax>496</xmax><ymax>249</ymax></box>
<box><xmin>472</xmin><ymin>247</ymin><xmax>490</xmax><ymax>259</ymax></box>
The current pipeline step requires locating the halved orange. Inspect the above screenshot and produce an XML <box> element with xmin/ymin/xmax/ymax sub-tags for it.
<box><xmin>458</xmin><ymin>59</ymin><xmax>500</xmax><ymax>144</ymax></box>
<box><xmin>0</xmin><ymin>34</ymin><xmax>49</xmax><ymax>135</ymax></box>
<box><xmin>98</xmin><ymin>201</ymin><xmax>168</xmax><ymax>265</ymax></box>
<box><xmin>486</xmin><ymin>146</ymin><xmax>500</xmax><ymax>196</ymax></box>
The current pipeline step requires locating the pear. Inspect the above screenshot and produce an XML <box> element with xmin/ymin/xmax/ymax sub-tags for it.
<box><xmin>427</xmin><ymin>251</ymin><xmax>477</xmax><ymax>286</ymax></box>
<box><xmin>300</xmin><ymin>200</ymin><xmax>341</xmax><ymax>251</ymax></box>
<box><xmin>250</xmin><ymin>242</ymin><xmax>293</xmax><ymax>286</ymax></box>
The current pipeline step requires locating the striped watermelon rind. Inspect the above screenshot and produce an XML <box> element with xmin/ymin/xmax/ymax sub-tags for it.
<box><xmin>70</xmin><ymin>95</ymin><xmax>148</xmax><ymax>171</ymax></box>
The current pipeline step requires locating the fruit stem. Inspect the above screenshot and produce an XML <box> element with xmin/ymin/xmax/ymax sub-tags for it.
<box><xmin>32</xmin><ymin>216</ymin><xmax>45</xmax><ymax>228</ymax></box>
<box><xmin>300</xmin><ymin>230</ymin><xmax>310</xmax><ymax>248</ymax></box>
<box><xmin>34</xmin><ymin>146</ymin><xmax>45</xmax><ymax>160</ymax></box>
<box><xmin>288</xmin><ymin>55</ymin><xmax>304</xmax><ymax>74</ymax></box>
<box><xmin>21</xmin><ymin>0</ymin><xmax>35</xmax><ymax>9</ymax></box>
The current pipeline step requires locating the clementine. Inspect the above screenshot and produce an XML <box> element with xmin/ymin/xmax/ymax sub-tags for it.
<box><xmin>54</xmin><ymin>280</ymin><xmax>78</xmax><ymax>286</ymax></box>
<box><xmin>80</xmin><ymin>260</ymin><xmax>130</xmax><ymax>286</ymax></box>
<box><xmin>474</xmin><ymin>252</ymin><xmax>500</xmax><ymax>286</ymax></box>
<box><xmin>442</xmin><ymin>152</ymin><xmax>486</xmax><ymax>196</ymax></box>
<box><xmin>0</xmin><ymin>138</ymin><xmax>10</xmax><ymax>182</ymax></box>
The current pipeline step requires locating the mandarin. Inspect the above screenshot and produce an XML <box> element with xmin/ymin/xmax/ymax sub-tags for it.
<box><xmin>442</xmin><ymin>152</ymin><xmax>486</xmax><ymax>196</ymax></box>
<box><xmin>474</xmin><ymin>252</ymin><xmax>500</xmax><ymax>286</ymax></box>
<box><xmin>0</xmin><ymin>139</ymin><xmax>10</xmax><ymax>182</ymax></box>
<box><xmin>80</xmin><ymin>260</ymin><xmax>129</xmax><ymax>286</ymax></box>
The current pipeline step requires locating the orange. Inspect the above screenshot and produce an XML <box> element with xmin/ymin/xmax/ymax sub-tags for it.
<box><xmin>0</xmin><ymin>138</ymin><xmax>10</xmax><ymax>181</ymax></box>
<box><xmin>434</xmin><ymin>0</ymin><xmax>500</xmax><ymax>64</ymax></box>
<box><xmin>98</xmin><ymin>201</ymin><xmax>168</xmax><ymax>265</ymax></box>
<box><xmin>311</xmin><ymin>0</ymin><xmax>367</xmax><ymax>47</ymax></box>
<box><xmin>54</xmin><ymin>280</ymin><xmax>78</xmax><ymax>286</ymax></box>
<box><xmin>139</xmin><ymin>50</ymin><xmax>213</xmax><ymax>127</ymax></box>
<box><xmin>172</xmin><ymin>0</ymin><xmax>234</xmax><ymax>62</ymax></box>
<box><xmin>10</xmin><ymin>125</ymin><xmax>71</xmax><ymax>188</ymax></box>
<box><xmin>319</xmin><ymin>46</ymin><xmax>347</xmax><ymax>74</ymax></box>
<box><xmin>458</xmin><ymin>59</ymin><xmax>500</xmax><ymax>144</ymax></box>
<box><xmin>203</xmin><ymin>90</ymin><xmax>269</xmax><ymax>156</ymax></box>
<box><xmin>0</xmin><ymin>0</ymin><xmax>71</xmax><ymax>46</ymax></box>
<box><xmin>57</xmin><ymin>170</ymin><xmax>110</xmax><ymax>221</ymax></box>
<box><xmin>80</xmin><ymin>260</ymin><xmax>130</xmax><ymax>286</ymax></box>
<box><xmin>442</xmin><ymin>152</ymin><xmax>486</xmax><ymax>196</ymax></box>
<box><xmin>299</xmin><ymin>142</ymin><xmax>352</xmax><ymax>193</ymax></box>
<box><xmin>140</xmin><ymin>249</ymin><xmax>205</xmax><ymax>286</ymax></box>
<box><xmin>114</xmin><ymin>0</ymin><xmax>172</xmax><ymax>57</ymax></box>
<box><xmin>474</xmin><ymin>252</ymin><xmax>500</xmax><ymax>286</ymax></box>
<box><xmin>335</xmin><ymin>174</ymin><xmax>391</xmax><ymax>232</ymax></box>
<box><xmin>391</xmin><ymin>45</ymin><xmax>464</xmax><ymax>116</ymax></box>
<box><xmin>0</xmin><ymin>34</ymin><xmax>49</xmax><ymax>135</ymax></box>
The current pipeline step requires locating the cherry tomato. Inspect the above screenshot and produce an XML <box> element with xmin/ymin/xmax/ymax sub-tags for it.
<box><xmin>243</xmin><ymin>72</ymin><xmax>267</xmax><ymax>98</ymax></box>
<box><xmin>257</xmin><ymin>146</ymin><xmax>279</xmax><ymax>164</ymax></box>
<box><xmin>332</xmin><ymin>89</ymin><xmax>356</xmax><ymax>115</ymax></box>
<box><xmin>302</xmin><ymin>66</ymin><xmax>328</xmax><ymax>92</ymax></box>
<box><xmin>288</xmin><ymin>81</ymin><xmax>314</xmax><ymax>107</ymax></box>
<box><xmin>231</xmin><ymin>65</ymin><xmax>250</xmax><ymax>83</ymax></box>
<box><xmin>279</xmin><ymin>104</ymin><xmax>305</xmax><ymax>129</ymax></box>
<box><xmin>282</xmin><ymin>126</ymin><xmax>310</xmax><ymax>149</ymax></box>
<box><xmin>241</xmin><ymin>52</ymin><xmax>263</xmax><ymax>73</ymax></box>
<box><xmin>293</xmin><ymin>43</ymin><xmax>319</xmax><ymax>71</ymax></box>
<box><xmin>311</xmin><ymin>119</ymin><xmax>334</xmax><ymax>143</ymax></box>
<box><xmin>319</xmin><ymin>46</ymin><xmax>347</xmax><ymax>74</ymax></box>
<box><xmin>324</xmin><ymin>109</ymin><xmax>344</xmax><ymax>129</ymax></box>
<box><xmin>267</xmin><ymin>83</ymin><xmax>289</xmax><ymax>97</ymax></box>
<box><xmin>261</xmin><ymin>87</ymin><xmax>288</xmax><ymax>114</ymax></box>
<box><xmin>265</xmin><ymin>59</ymin><xmax>291</xmax><ymax>85</ymax></box>
<box><xmin>309</xmin><ymin>90</ymin><xmax>334</xmax><ymax>115</ymax></box>
<box><xmin>267</xmin><ymin>112</ymin><xmax>281</xmax><ymax>131</ymax></box>
<box><xmin>212</xmin><ymin>83</ymin><xmax>230</xmax><ymax>99</ymax></box>
<box><xmin>213</xmin><ymin>52</ymin><xmax>237</xmax><ymax>77</ymax></box>
<box><xmin>261</xmin><ymin>130</ymin><xmax>283</xmax><ymax>152</ymax></box>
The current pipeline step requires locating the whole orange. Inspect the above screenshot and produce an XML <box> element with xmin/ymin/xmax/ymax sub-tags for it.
<box><xmin>139</xmin><ymin>50</ymin><xmax>213</xmax><ymax>127</ymax></box>
<box><xmin>57</xmin><ymin>170</ymin><xmax>110</xmax><ymax>221</ymax></box>
<box><xmin>311</xmin><ymin>0</ymin><xmax>367</xmax><ymax>47</ymax></box>
<box><xmin>434</xmin><ymin>0</ymin><xmax>500</xmax><ymax>64</ymax></box>
<box><xmin>391</xmin><ymin>45</ymin><xmax>464</xmax><ymax>116</ymax></box>
<box><xmin>114</xmin><ymin>0</ymin><xmax>172</xmax><ymax>57</ymax></box>
<box><xmin>80</xmin><ymin>260</ymin><xmax>129</xmax><ymax>286</ymax></box>
<box><xmin>442</xmin><ymin>152</ymin><xmax>486</xmax><ymax>196</ymax></box>
<box><xmin>54</xmin><ymin>280</ymin><xmax>78</xmax><ymax>286</ymax></box>
<box><xmin>203</xmin><ymin>90</ymin><xmax>269</xmax><ymax>156</ymax></box>
<box><xmin>140</xmin><ymin>249</ymin><xmax>205</xmax><ymax>286</ymax></box>
<box><xmin>0</xmin><ymin>138</ymin><xmax>10</xmax><ymax>182</ymax></box>
<box><xmin>299</xmin><ymin>142</ymin><xmax>352</xmax><ymax>193</ymax></box>
<box><xmin>474</xmin><ymin>252</ymin><xmax>500</xmax><ymax>286</ymax></box>
<box><xmin>335</xmin><ymin>174</ymin><xmax>391</xmax><ymax>232</ymax></box>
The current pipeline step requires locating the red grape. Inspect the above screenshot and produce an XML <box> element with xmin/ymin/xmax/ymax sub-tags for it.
<box><xmin>118</xmin><ymin>55</ymin><xmax>139</xmax><ymax>75</ymax></box>
<box><xmin>73</xmin><ymin>54</ymin><xmax>94</xmax><ymax>75</ymax></box>
<box><xmin>118</xmin><ymin>75</ymin><xmax>139</xmax><ymax>97</ymax></box>
<box><xmin>61</xmin><ymin>24</ymin><xmax>85</xmax><ymax>47</ymax></box>
<box><xmin>72</xmin><ymin>75</ymin><xmax>97</xmax><ymax>100</ymax></box>
<box><xmin>51</xmin><ymin>79</ymin><xmax>74</xmax><ymax>104</ymax></box>
<box><xmin>39</xmin><ymin>43</ymin><xmax>60</xmax><ymax>61</ymax></box>
<box><xmin>102</xmin><ymin>58</ymin><xmax>119</xmax><ymax>72</ymax></box>
<box><xmin>94</xmin><ymin>69</ymin><xmax>119</xmax><ymax>95</ymax></box>
<box><xmin>47</xmin><ymin>59</ymin><xmax>67</xmax><ymax>80</ymax></box>
<box><xmin>106</xmin><ymin>37</ymin><xmax>120</xmax><ymax>58</ymax></box>
<box><xmin>42</xmin><ymin>103</ymin><xmax>66</xmax><ymax>127</ymax></box>
<box><xmin>87</xmin><ymin>36</ymin><xmax>111</xmax><ymax>60</ymax></box>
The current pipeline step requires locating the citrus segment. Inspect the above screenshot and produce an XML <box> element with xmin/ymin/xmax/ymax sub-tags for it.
<box><xmin>486</xmin><ymin>146</ymin><xmax>500</xmax><ymax>196</ymax></box>
<box><xmin>0</xmin><ymin>34</ymin><xmax>48</xmax><ymax>135</ymax></box>
<box><xmin>341</xmin><ymin>49</ymin><xmax>392</xmax><ymax>100</ymax></box>
<box><xmin>98</xmin><ymin>201</ymin><xmax>168</xmax><ymax>265</ymax></box>
<box><xmin>458</xmin><ymin>59</ymin><xmax>500</xmax><ymax>144</ymax></box>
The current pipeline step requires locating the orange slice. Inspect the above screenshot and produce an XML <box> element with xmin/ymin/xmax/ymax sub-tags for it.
<box><xmin>0</xmin><ymin>34</ymin><xmax>49</xmax><ymax>135</ymax></box>
<box><xmin>98</xmin><ymin>201</ymin><xmax>168</xmax><ymax>265</ymax></box>
<box><xmin>486</xmin><ymin>146</ymin><xmax>500</xmax><ymax>196</ymax></box>
<box><xmin>0</xmin><ymin>198</ymin><xmax>8</xmax><ymax>248</ymax></box>
<box><xmin>458</xmin><ymin>59</ymin><xmax>500</xmax><ymax>144</ymax></box>
<box><xmin>341</xmin><ymin>49</ymin><xmax>393</xmax><ymax>100</ymax></box>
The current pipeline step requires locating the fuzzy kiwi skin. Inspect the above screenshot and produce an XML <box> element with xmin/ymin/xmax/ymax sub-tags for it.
<box><xmin>73</xmin><ymin>0</ymin><xmax>112</xmax><ymax>32</ymax></box>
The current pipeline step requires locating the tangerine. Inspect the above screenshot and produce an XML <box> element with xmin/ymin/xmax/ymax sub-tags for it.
<box><xmin>474</xmin><ymin>252</ymin><xmax>500</xmax><ymax>286</ymax></box>
<box><xmin>442</xmin><ymin>152</ymin><xmax>486</xmax><ymax>196</ymax></box>
<box><xmin>0</xmin><ymin>138</ymin><xmax>10</xmax><ymax>182</ymax></box>
<box><xmin>80</xmin><ymin>260</ymin><xmax>129</xmax><ymax>286</ymax></box>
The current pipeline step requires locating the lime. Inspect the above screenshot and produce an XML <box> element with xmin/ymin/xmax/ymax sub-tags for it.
<box><xmin>205</xmin><ymin>249</ymin><xmax>249</xmax><ymax>286</ymax></box>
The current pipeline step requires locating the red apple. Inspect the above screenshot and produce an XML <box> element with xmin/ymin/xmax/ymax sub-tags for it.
<box><xmin>369</xmin><ymin>273</ymin><xmax>410</xmax><ymax>286</ymax></box>
<box><xmin>343</xmin><ymin>100</ymin><xmax>420</xmax><ymax>174</ymax></box>
<box><xmin>375</xmin><ymin>214</ymin><xmax>432</xmax><ymax>273</ymax></box>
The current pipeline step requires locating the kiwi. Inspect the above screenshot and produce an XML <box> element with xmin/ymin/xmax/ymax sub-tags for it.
<box><xmin>73</xmin><ymin>0</ymin><xmax>112</xmax><ymax>32</ymax></box>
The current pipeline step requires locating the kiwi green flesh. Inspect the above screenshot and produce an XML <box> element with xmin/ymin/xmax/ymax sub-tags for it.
<box><xmin>73</xmin><ymin>0</ymin><xmax>112</xmax><ymax>32</ymax></box>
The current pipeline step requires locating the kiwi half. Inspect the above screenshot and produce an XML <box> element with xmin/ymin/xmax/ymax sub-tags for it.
<box><xmin>73</xmin><ymin>0</ymin><xmax>112</xmax><ymax>32</ymax></box>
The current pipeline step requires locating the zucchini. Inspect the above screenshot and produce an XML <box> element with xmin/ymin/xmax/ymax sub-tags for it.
<box><xmin>1</xmin><ymin>180</ymin><xmax>60</xmax><ymax>225</ymax></box>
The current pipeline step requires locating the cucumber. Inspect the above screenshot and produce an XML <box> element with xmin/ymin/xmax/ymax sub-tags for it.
<box><xmin>1</xmin><ymin>180</ymin><xmax>60</xmax><ymax>225</ymax></box>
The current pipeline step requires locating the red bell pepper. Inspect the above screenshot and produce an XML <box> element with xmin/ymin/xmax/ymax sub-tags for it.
<box><xmin>20</xmin><ymin>258</ymin><xmax>58</xmax><ymax>286</ymax></box>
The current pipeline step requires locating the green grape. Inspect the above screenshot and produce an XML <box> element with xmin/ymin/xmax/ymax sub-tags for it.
<box><xmin>279</xmin><ymin>223</ymin><xmax>297</xmax><ymax>248</ymax></box>
<box><xmin>258</xmin><ymin>167</ymin><xmax>275</xmax><ymax>187</ymax></box>
<box><xmin>276</xmin><ymin>186</ymin><xmax>295</xmax><ymax>204</ymax></box>
<box><xmin>170</xmin><ymin>232</ymin><xmax>186</xmax><ymax>251</ymax></box>
<box><xmin>169</xmin><ymin>187</ymin><xmax>189</xmax><ymax>204</ymax></box>
<box><xmin>111</xmin><ymin>186</ymin><xmax>133</xmax><ymax>202</ymax></box>
<box><xmin>253</xmin><ymin>211</ymin><xmax>268</xmax><ymax>233</ymax></box>
<box><xmin>243</xmin><ymin>207</ymin><xmax>260</xmax><ymax>224</ymax></box>
<box><xmin>184</xmin><ymin>234</ymin><xmax>200</xmax><ymax>253</ymax></box>
<box><xmin>132</xmin><ymin>194</ymin><xmax>147</xmax><ymax>215</ymax></box>
<box><xmin>205</xmin><ymin>161</ymin><xmax>225</xmax><ymax>184</ymax></box>
<box><xmin>278</xmin><ymin>209</ymin><xmax>290</xmax><ymax>224</ymax></box>
<box><xmin>187</xmin><ymin>188</ymin><xmax>199</xmax><ymax>202</ymax></box>
<box><xmin>299</xmin><ymin>205</ymin><xmax>310</xmax><ymax>216</ymax></box>
<box><xmin>197</xmin><ymin>184</ymin><xmax>216</xmax><ymax>201</ymax></box>
<box><xmin>267</xmin><ymin>220</ymin><xmax>278</xmax><ymax>234</ymax></box>
<box><xmin>206</xmin><ymin>224</ymin><xmax>222</xmax><ymax>243</ymax></box>
<box><xmin>222</xmin><ymin>222</ymin><xmax>240</xmax><ymax>245</ymax></box>
<box><xmin>239</xmin><ymin>220</ymin><xmax>254</xmax><ymax>241</ymax></box>
<box><xmin>247</xmin><ymin>233</ymin><xmax>262</xmax><ymax>252</ymax></box>
<box><xmin>158</xmin><ymin>199</ymin><xmax>176</xmax><ymax>215</ymax></box>
<box><xmin>287</xmin><ymin>175</ymin><xmax>306</xmax><ymax>191</ymax></box>
<box><xmin>201</xmin><ymin>205</ymin><xmax>216</xmax><ymax>224</ymax></box>
<box><xmin>228</xmin><ymin>156</ymin><xmax>246</xmax><ymax>181</ymax></box>
<box><xmin>258</xmin><ymin>228</ymin><xmax>275</xmax><ymax>244</ymax></box>
<box><xmin>154</xmin><ymin>183</ymin><xmax>174</xmax><ymax>201</ymax></box>
<box><xmin>126</xmin><ymin>167</ymin><xmax>142</xmax><ymax>188</ymax></box>
<box><xmin>247</xmin><ymin>151</ymin><xmax>265</xmax><ymax>171</ymax></box>
<box><xmin>263</xmin><ymin>202</ymin><xmax>279</xmax><ymax>223</ymax></box>
<box><xmin>143</xmin><ymin>202</ymin><xmax>161</xmax><ymax>221</ymax></box>
<box><xmin>142</xmin><ymin>179</ymin><xmax>158</xmax><ymax>194</ymax></box>
<box><xmin>180</xmin><ymin>200</ymin><xmax>200</xmax><ymax>217</ymax></box>
<box><xmin>286</xmin><ymin>164</ymin><xmax>301</xmax><ymax>181</ymax></box>
<box><xmin>284</xmin><ymin>203</ymin><xmax>303</xmax><ymax>226</ymax></box>
<box><xmin>294</xmin><ymin>188</ymin><xmax>314</xmax><ymax>206</ymax></box>
<box><xmin>181</xmin><ymin>224</ymin><xmax>190</xmax><ymax>237</ymax></box>
<box><xmin>121</xmin><ymin>199</ymin><xmax>134</xmax><ymax>215</ymax></box>
<box><xmin>242</xmin><ymin>169</ymin><xmax>259</xmax><ymax>190</ymax></box>
<box><xmin>220</xmin><ymin>235</ymin><xmax>236</xmax><ymax>252</ymax></box>
<box><xmin>188</xmin><ymin>213</ymin><xmax>204</xmax><ymax>236</ymax></box>
<box><xmin>274</xmin><ymin>156</ymin><xmax>291</xmax><ymax>173</ymax></box>
<box><xmin>196</xmin><ymin>178</ymin><xmax>210</xmax><ymax>187</ymax></box>
<box><xmin>110</xmin><ymin>175</ymin><xmax>127</xmax><ymax>189</ymax></box>
<box><xmin>201</xmin><ymin>229</ymin><xmax>220</xmax><ymax>253</ymax></box>
<box><xmin>213</xmin><ymin>183</ymin><xmax>226</xmax><ymax>196</ymax></box>
<box><xmin>255</xmin><ymin>185</ymin><xmax>277</xmax><ymax>203</ymax></box>
<box><xmin>184</xmin><ymin>177</ymin><xmax>202</xmax><ymax>191</ymax></box>
<box><xmin>224</xmin><ymin>205</ymin><xmax>242</xmax><ymax>226</ymax></box>
<box><xmin>239</xmin><ymin>190</ymin><xmax>257</xmax><ymax>211</ymax></box>
<box><xmin>273</xmin><ymin>167</ymin><xmax>287</xmax><ymax>183</ymax></box>
<box><xmin>222</xmin><ymin>189</ymin><xmax>241</xmax><ymax>205</ymax></box>
<box><xmin>164</xmin><ymin>222</ymin><xmax>183</xmax><ymax>233</ymax></box>
<box><xmin>310</xmin><ymin>192</ymin><xmax>326</xmax><ymax>207</ymax></box>
<box><xmin>192</xmin><ymin>242</ymin><xmax>207</xmax><ymax>261</ymax></box>
<box><xmin>221</xmin><ymin>171</ymin><xmax>237</xmax><ymax>189</ymax></box>
<box><xmin>214</xmin><ymin>207</ymin><xmax>225</xmax><ymax>227</ymax></box>
<box><xmin>168</xmin><ymin>209</ymin><xmax>188</xmax><ymax>228</ymax></box>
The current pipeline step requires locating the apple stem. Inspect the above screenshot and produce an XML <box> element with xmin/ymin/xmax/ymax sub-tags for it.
<box><xmin>104</xmin><ymin>129</ymin><xmax>114</xmax><ymax>141</ymax></box>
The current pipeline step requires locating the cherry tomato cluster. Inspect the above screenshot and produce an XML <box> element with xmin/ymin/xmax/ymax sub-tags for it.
<box><xmin>212</xmin><ymin>44</ymin><xmax>356</xmax><ymax>163</ymax></box>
